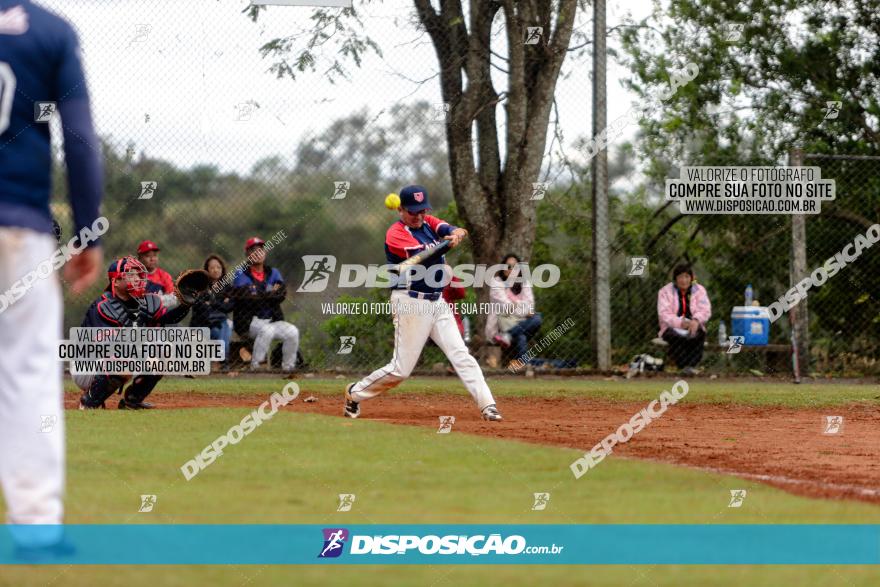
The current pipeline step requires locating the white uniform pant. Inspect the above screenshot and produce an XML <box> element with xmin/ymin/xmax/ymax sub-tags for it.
<box><xmin>249</xmin><ymin>317</ymin><xmax>299</xmax><ymax>371</ymax></box>
<box><xmin>71</xmin><ymin>372</ymin><xmax>95</xmax><ymax>392</ymax></box>
<box><xmin>0</xmin><ymin>228</ymin><xmax>65</xmax><ymax>539</ymax></box>
<box><xmin>351</xmin><ymin>290</ymin><xmax>496</xmax><ymax>411</ymax></box>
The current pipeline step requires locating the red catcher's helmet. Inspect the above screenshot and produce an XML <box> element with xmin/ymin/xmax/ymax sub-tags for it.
<box><xmin>108</xmin><ymin>256</ymin><xmax>148</xmax><ymax>298</ymax></box>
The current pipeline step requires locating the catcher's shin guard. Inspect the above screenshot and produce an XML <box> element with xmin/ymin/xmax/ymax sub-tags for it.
<box><xmin>122</xmin><ymin>374</ymin><xmax>163</xmax><ymax>405</ymax></box>
<box><xmin>81</xmin><ymin>375</ymin><xmax>126</xmax><ymax>408</ymax></box>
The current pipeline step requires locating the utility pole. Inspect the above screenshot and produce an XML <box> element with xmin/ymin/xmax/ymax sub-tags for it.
<box><xmin>591</xmin><ymin>0</ymin><xmax>611</xmax><ymax>370</ymax></box>
<box><xmin>788</xmin><ymin>148</ymin><xmax>810</xmax><ymax>372</ymax></box>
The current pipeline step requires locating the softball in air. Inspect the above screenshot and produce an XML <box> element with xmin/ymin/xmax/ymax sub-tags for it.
<box><xmin>384</xmin><ymin>193</ymin><xmax>401</xmax><ymax>210</ymax></box>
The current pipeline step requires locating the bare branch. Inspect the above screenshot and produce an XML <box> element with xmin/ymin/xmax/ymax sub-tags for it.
<box><xmin>646</xmin><ymin>213</ymin><xmax>688</xmax><ymax>252</ymax></box>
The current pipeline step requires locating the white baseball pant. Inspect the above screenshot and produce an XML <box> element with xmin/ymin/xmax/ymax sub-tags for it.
<box><xmin>0</xmin><ymin>228</ymin><xmax>65</xmax><ymax>543</ymax></box>
<box><xmin>350</xmin><ymin>290</ymin><xmax>496</xmax><ymax>410</ymax></box>
<box><xmin>71</xmin><ymin>371</ymin><xmax>94</xmax><ymax>391</ymax></box>
<box><xmin>249</xmin><ymin>316</ymin><xmax>299</xmax><ymax>371</ymax></box>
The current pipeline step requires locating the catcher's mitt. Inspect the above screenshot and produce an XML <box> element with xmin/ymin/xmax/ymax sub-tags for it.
<box><xmin>174</xmin><ymin>269</ymin><xmax>213</xmax><ymax>305</ymax></box>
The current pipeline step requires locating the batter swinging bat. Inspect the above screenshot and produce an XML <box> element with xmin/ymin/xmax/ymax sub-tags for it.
<box><xmin>393</xmin><ymin>239</ymin><xmax>453</xmax><ymax>272</ymax></box>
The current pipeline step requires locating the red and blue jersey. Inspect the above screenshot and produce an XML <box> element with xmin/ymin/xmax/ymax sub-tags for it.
<box><xmin>81</xmin><ymin>292</ymin><xmax>189</xmax><ymax>328</ymax></box>
<box><xmin>0</xmin><ymin>0</ymin><xmax>103</xmax><ymax>239</ymax></box>
<box><xmin>385</xmin><ymin>215</ymin><xmax>456</xmax><ymax>294</ymax></box>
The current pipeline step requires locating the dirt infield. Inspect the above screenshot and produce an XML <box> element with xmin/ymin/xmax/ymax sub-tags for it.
<box><xmin>65</xmin><ymin>390</ymin><xmax>880</xmax><ymax>504</ymax></box>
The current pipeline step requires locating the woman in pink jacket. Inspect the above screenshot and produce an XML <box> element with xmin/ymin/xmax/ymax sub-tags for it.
<box><xmin>485</xmin><ymin>254</ymin><xmax>542</xmax><ymax>364</ymax></box>
<box><xmin>657</xmin><ymin>263</ymin><xmax>712</xmax><ymax>373</ymax></box>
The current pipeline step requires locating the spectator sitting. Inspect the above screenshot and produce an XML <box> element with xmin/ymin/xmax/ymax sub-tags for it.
<box><xmin>191</xmin><ymin>254</ymin><xmax>234</xmax><ymax>370</ymax></box>
<box><xmin>137</xmin><ymin>240</ymin><xmax>173</xmax><ymax>294</ymax></box>
<box><xmin>657</xmin><ymin>263</ymin><xmax>712</xmax><ymax>375</ymax></box>
<box><xmin>231</xmin><ymin>236</ymin><xmax>300</xmax><ymax>374</ymax></box>
<box><xmin>485</xmin><ymin>253</ymin><xmax>542</xmax><ymax>366</ymax></box>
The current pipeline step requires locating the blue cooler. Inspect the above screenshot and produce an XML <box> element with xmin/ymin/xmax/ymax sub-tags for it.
<box><xmin>730</xmin><ymin>306</ymin><xmax>770</xmax><ymax>345</ymax></box>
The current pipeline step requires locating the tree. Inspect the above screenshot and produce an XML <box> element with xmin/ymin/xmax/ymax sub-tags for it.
<box><xmin>619</xmin><ymin>0</ymin><xmax>879</xmax><ymax>167</ymax></box>
<box><xmin>246</xmin><ymin>0</ymin><xmax>584</xmax><ymax>266</ymax></box>
<box><xmin>619</xmin><ymin>0</ymin><xmax>880</xmax><ymax>368</ymax></box>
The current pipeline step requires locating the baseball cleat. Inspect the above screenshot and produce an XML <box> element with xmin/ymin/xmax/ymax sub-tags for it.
<box><xmin>118</xmin><ymin>398</ymin><xmax>155</xmax><ymax>410</ymax></box>
<box><xmin>343</xmin><ymin>383</ymin><xmax>360</xmax><ymax>419</ymax></box>
<box><xmin>481</xmin><ymin>404</ymin><xmax>503</xmax><ymax>422</ymax></box>
<box><xmin>79</xmin><ymin>398</ymin><xmax>105</xmax><ymax>410</ymax></box>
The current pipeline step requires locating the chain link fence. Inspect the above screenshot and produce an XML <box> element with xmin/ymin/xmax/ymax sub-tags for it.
<box><xmin>798</xmin><ymin>154</ymin><xmax>880</xmax><ymax>375</ymax></box>
<box><xmin>608</xmin><ymin>153</ymin><xmax>879</xmax><ymax>376</ymax></box>
<box><xmin>44</xmin><ymin>0</ymin><xmax>590</xmax><ymax>375</ymax></box>
<box><xmin>42</xmin><ymin>2</ymin><xmax>878</xmax><ymax>377</ymax></box>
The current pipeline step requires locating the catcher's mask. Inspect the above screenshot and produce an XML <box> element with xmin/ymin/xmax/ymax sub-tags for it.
<box><xmin>108</xmin><ymin>256</ymin><xmax>148</xmax><ymax>298</ymax></box>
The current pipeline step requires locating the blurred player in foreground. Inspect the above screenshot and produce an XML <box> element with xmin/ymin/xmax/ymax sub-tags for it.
<box><xmin>344</xmin><ymin>185</ymin><xmax>502</xmax><ymax>422</ymax></box>
<box><xmin>73</xmin><ymin>257</ymin><xmax>191</xmax><ymax>410</ymax></box>
<box><xmin>0</xmin><ymin>0</ymin><xmax>103</xmax><ymax>549</ymax></box>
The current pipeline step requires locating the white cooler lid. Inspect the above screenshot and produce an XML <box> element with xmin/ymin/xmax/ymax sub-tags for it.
<box><xmin>731</xmin><ymin>306</ymin><xmax>770</xmax><ymax>319</ymax></box>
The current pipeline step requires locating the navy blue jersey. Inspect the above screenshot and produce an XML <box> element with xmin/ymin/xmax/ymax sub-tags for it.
<box><xmin>385</xmin><ymin>215</ymin><xmax>455</xmax><ymax>294</ymax></box>
<box><xmin>230</xmin><ymin>265</ymin><xmax>287</xmax><ymax>336</ymax></box>
<box><xmin>0</xmin><ymin>0</ymin><xmax>103</xmax><ymax>238</ymax></box>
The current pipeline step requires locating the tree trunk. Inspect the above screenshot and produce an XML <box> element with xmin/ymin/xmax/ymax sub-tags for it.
<box><xmin>414</xmin><ymin>0</ymin><xmax>579</xmax><ymax>327</ymax></box>
<box><xmin>414</xmin><ymin>0</ymin><xmax>577</xmax><ymax>245</ymax></box>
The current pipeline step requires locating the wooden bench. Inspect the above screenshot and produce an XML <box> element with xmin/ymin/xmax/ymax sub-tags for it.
<box><xmin>650</xmin><ymin>338</ymin><xmax>791</xmax><ymax>374</ymax></box>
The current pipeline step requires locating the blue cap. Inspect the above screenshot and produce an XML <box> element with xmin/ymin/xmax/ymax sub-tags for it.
<box><xmin>399</xmin><ymin>185</ymin><xmax>431</xmax><ymax>212</ymax></box>
<box><xmin>107</xmin><ymin>256</ymin><xmax>145</xmax><ymax>279</ymax></box>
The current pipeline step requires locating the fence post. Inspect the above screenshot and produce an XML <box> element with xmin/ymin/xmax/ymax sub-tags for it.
<box><xmin>591</xmin><ymin>0</ymin><xmax>611</xmax><ymax>370</ymax></box>
<box><xmin>788</xmin><ymin>148</ymin><xmax>810</xmax><ymax>372</ymax></box>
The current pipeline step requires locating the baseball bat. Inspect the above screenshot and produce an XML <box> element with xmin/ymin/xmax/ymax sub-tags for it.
<box><xmin>394</xmin><ymin>239</ymin><xmax>453</xmax><ymax>272</ymax></box>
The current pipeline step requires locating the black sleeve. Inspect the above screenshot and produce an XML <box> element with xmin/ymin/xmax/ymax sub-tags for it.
<box><xmin>263</xmin><ymin>282</ymin><xmax>287</xmax><ymax>302</ymax></box>
<box><xmin>216</xmin><ymin>294</ymin><xmax>234</xmax><ymax>314</ymax></box>
<box><xmin>207</xmin><ymin>285</ymin><xmax>233</xmax><ymax>313</ymax></box>
<box><xmin>229</xmin><ymin>287</ymin><xmax>277</xmax><ymax>303</ymax></box>
<box><xmin>228</xmin><ymin>285</ymin><xmax>255</xmax><ymax>300</ymax></box>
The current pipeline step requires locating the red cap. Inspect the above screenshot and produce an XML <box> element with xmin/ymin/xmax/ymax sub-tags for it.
<box><xmin>244</xmin><ymin>237</ymin><xmax>265</xmax><ymax>251</ymax></box>
<box><xmin>137</xmin><ymin>240</ymin><xmax>160</xmax><ymax>254</ymax></box>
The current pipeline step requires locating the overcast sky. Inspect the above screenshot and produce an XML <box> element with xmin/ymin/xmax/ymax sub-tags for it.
<box><xmin>40</xmin><ymin>0</ymin><xmax>653</xmax><ymax>175</ymax></box>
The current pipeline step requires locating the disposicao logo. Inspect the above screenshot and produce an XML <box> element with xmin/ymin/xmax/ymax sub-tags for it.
<box><xmin>318</xmin><ymin>528</ymin><xmax>349</xmax><ymax>558</ymax></box>
<box><xmin>350</xmin><ymin>534</ymin><xmax>527</xmax><ymax>556</ymax></box>
<box><xmin>316</xmin><ymin>531</ymin><xmax>564</xmax><ymax>558</ymax></box>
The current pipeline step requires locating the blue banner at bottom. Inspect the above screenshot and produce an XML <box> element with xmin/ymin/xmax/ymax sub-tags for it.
<box><xmin>2</xmin><ymin>525</ymin><xmax>879</xmax><ymax>565</ymax></box>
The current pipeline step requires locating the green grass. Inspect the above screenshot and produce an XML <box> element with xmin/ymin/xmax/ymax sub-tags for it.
<box><xmin>4</xmin><ymin>564</ymin><xmax>880</xmax><ymax>587</ymax></box>
<box><xmin>54</xmin><ymin>410</ymin><xmax>880</xmax><ymax>524</ymax></box>
<box><xmin>5</xmin><ymin>378</ymin><xmax>876</xmax><ymax>585</ymax></box>
<box><xmin>64</xmin><ymin>374</ymin><xmax>880</xmax><ymax>408</ymax></box>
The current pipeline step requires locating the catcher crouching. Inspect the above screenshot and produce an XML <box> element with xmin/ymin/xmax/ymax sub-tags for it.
<box><xmin>73</xmin><ymin>256</ymin><xmax>212</xmax><ymax>409</ymax></box>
